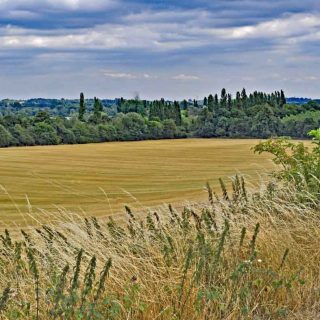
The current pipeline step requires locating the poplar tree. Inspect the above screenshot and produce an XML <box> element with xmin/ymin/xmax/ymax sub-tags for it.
<box><xmin>174</xmin><ymin>101</ymin><xmax>182</xmax><ymax>126</ymax></box>
<box><xmin>208</xmin><ymin>94</ymin><xmax>214</xmax><ymax>112</ymax></box>
<box><xmin>214</xmin><ymin>94</ymin><xmax>219</xmax><ymax>109</ymax></box>
<box><xmin>227</xmin><ymin>94</ymin><xmax>232</xmax><ymax>109</ymax></box>
<box><xmin>79</xmin><ymin>92</ymin><xmax>85</xmax><ymax>121</ymax></box>
<box><xmin>236</xmin><ymin>91</ymin><xmax>241</xmax><ymax>107</ymax></box>
<box><xmin>241</xmin><ymin>88</ymin><xmax>247</xmax><ymax>106</ymax></box>
<box><xmin>93</xmin><ymin>97</ymin><xmax>103</xmax><ymax>120</ymax></box>
<box><xmin>182</xmin><ymin>99</ymin><xmax>188</xmax><ymax>110</ymax></box>
<box><xmin>220</xmin><ymin>88</ymin><xmax>227</xmax><ymax>107</ymax></box>
<box><xmin>280</xmin><ymin>90</ymin><xmax>286</xmax><ymax>107</ymax></box>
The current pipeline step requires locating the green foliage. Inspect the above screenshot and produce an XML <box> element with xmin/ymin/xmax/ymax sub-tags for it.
<box><xmin>254</xmin><ymin>129</ymin><xmax>320</xmax><ymax>195</ymax></box>
<box><xmin>79</xmin><ymin>92</ymin><xmax>86</xmax><ymax>121</ymax></box>
<box><xmin>0</xmin><ymin>89</ymin><xmax>319</xmax><ymax>147</ymax></box>
<box><xmin>0</xmin><ymin>124</ymin><xmax>15</xmax><ymax>147</ymax></box>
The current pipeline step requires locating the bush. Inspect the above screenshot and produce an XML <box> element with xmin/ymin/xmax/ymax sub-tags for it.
<box><xmin>254</xmin><ymin>128</ymin><xmax>320</xmax><ymax>195</ymax></box>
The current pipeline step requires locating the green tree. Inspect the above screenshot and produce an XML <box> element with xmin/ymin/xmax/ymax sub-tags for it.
<box><xmin>11</xmin><ymin>124</ymin><xmax>35</xmax><ymax>146</ymax></box>
<box><xmin>0</xmin><ymin>124</ymin><xmax>15</xmax><ymax>147</ymax></box>
<box><xmin>35</xmin><ymin>111</ymin><xmax>50</xmax><ymax>123</ymax></box>
<box><xmin>220</xmin><ymin>88</ymin><xmax>227</xmax><ymax>108</ymax></box>
<box><xmin>182</xmin><ymin>99</ymin><xmax>188</xmax><ymax>110</ymax></box>
<box><xmin>250</xmin><ymin>104</ymin><xmax>280</xmax><ymax>138</ymax></box>
<box><xmin>227</xmin><ymin>94</ymin><xmax>232</xmax><ymax>109</ymax></box>
<box><xmin>174</xmin><ymin>101</ymin><xmax>182</xmax><ymax>126</ymax></box>
<box><xmin>79</xmin><ymin>92</ymin><xmax>85</xmax><ymax>121</ymax></box>
<box><xmin>208</xmin><ymin>94</ymin><xmax>214</xmax><ymax>112</ymax></box>
<box><xmin>214</xmin><ymin>94</ymin><xmax>219</xmax><ymax>110</ymax></box>
<box><xmin>241</xmin><ymin>88</ymin><xmax>247</xmax><ymax>106</ymax></box>
<box><xmin>280</xmin><ymin>90</ymin><xmax>286</xmax><ymax>107</ymax></box>
<box><xmin>162</xmin><ymin>119</ymin><xmax>177</xmax><ymax>139</ymax></box>
<box><xmin>147</xmin><ymin>121</ymin><xmax>163</xmax><ymax>139</ymax></box>
<box><xmin>98</xmin><ymin>124</ymin><xmax>117</xmax><ymax>142</ymax></box>
<box><xmin>32</xmin><ymin>123</ymin><xmax>60</xmax><ymax>145</ymax></box>
<box><xmin>236</xmin><ymin>91</ymin><xmax>241</xmax><ymax>108</ymax></box>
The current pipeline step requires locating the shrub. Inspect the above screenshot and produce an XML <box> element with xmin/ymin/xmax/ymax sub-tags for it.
<box><xmin>254</xmin><ymin>128</ymin><xmax>320</xmax><ymax>195</ymax></box>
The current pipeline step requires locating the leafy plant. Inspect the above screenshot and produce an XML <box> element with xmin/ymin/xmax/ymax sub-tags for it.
<box><xmin>254</xmin><ymin>128</ymin><xmax>320</xmax><ymax>195</ymax></box>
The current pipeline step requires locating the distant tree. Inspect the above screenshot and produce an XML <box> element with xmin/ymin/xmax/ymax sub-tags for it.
<box><xmin>11</xmin><ymin>124</ymin><xmax>35</xmax><ymax>146</ymax></box>
<box><xmin>98</xmin><ymin>124</ymin><xmax>117</xmax><ymax>142</ymax></box>
<box><xmin>220</xmin><ymin>88</ymin><xmax>227</xmax><ymax>108</ymax></box>
<box><xmin>182</xmin><ymin>99</ymin><xmax>188</xmax><ymax>110</ymax></box>
<box><xmin>236</xmin><ymin>91</ymin><xmax>241</xmax><ymax>107</ymax></box>
<box><xmin>241</xmin><ymin>88</ymin><xmax>248</xmax><ymax>106</ymax></box>
<box><xmin>208</xmin><ymin>94</ymin><xmax>214</xmax><ymax>112</ymax></box>
<box><xmin>12</xmin><ymin>101</ymin><xmax>22</xmax><ymax>109</ymax></box>
<box><xmin>93</xmin><ymin>97</ymin><xmax>103</xmax><ymax>121</ymax></box>
<box><xmin>227</xmin><ymin>94</ymin><xmax>232</xmax><ymax>109</ymax></box>
<box><xmin>147</xmin><ymin>121</ymin><xmax>163</xmax><ymax>139</ymax></box>
<box><xmin>162</xmin><ymin>119</ymin><xmax>177</xmax><ymax>139</ymax></box>
<box><xmin>203</xmin><ymin>97</ymin><xmax>208</xmax><ymax>106</ymax></box>
<box><xmin>32</xmin><ymin>123</ymin><xmax>60</xmax><ymax>145</ymax></box>
<box><xmin>214</xmin><ymin>94</ymin><xmax>219</xmax><ymax>110</ymax></box>
<box><xmin>280</xmin><ymin>90</ymin><xmax>286</xmax><ymax>107</ymax></box>
<box><xmin>0</xmin><ymin>124</ymin><xmax>15</xmax><ymax>147</ymax></box>
<box><xmin>35</xmin><ymin>110</ymin><xmax>50</xmax><ymax>123</ymax></box>
<box><xmin>250</xmin><ymin>104</ymin><xmax>280</xmax><ymax>138</ymax></box>
<box><xmin>174</xmin><ymin>101</ymin><xmax>182</xmax><ymax>126</ymax></box>
<box><xmin>79</xmin><ymin>92</ymin><xmax>86</xmax><ymax>121</ymax></box>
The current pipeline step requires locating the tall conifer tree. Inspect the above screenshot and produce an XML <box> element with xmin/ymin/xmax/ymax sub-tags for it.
<box><xmin>79</xmin><ymin>92</ymin><xmax>85</xmax><ymax>121</ymax></box>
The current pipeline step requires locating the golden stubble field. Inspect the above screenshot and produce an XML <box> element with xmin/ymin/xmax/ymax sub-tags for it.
<box><xmin>0</xmin><ymin>139</ymin><xmax>275</xmax><ymax>227</ymax></box>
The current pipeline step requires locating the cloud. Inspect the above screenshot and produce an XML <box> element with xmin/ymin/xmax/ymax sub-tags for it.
<box><xmin>172</xmin><ymin>74</ymin><xmax>200</xmax><ymax>80</ymax></box>
<box><xmin>104</xmin><ymin>72</ymin><xmax>137</xmax><ymax>79</ymax></box>
<box><xmin>303</xmin><ymin>75</ymin><xmax>318</xmax><ymax>81</ymax></box>
<box><xmin>103</xmin><ymin>71</ymin><xmax>158</xmax><ymax>80</ymax></box>
<box><xmin>222</xmin><ymin>13</ymin><xmax>320</xmax><ymax>40</ymax></box>
<box><xmin>0</xmin><ymin>0</ymin><xmax>319</xmax><ymax>99</ymax></box>
<box><xmin>0</xmin><ymin>0</ymin><xmax>116</xmax><ymax>11</ymax></box>
<box><xmin>0</xmin><ymin>11</ymin><xmax>319</xmax><ymax>53</ymax></box>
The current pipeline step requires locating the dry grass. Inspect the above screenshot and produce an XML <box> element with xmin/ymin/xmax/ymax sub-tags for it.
<box><xmin>0</xmin><ymin>179</ymin><xmax>319</xmax><ymax>319</ymax></box>
<box><xmin>0</xmin><ymin>139</ymin><xmax>275</xmax><ymax>227</ymax></box>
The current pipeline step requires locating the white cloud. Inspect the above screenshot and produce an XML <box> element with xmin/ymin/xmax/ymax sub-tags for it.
<box><xmin>104</xmin><ymin>72</ymin><xmax>137</xmax><ymax>79</ymax></box>
<box><xmin>143</xmin><ymin>74</ymin><xmax>158</xmax><ymax>79</ymax></box>
<box><xmin>303</xmin><ymin>75</ymin><xmax>318</xmax><ymax>81</ymax></box>
<box><xmin>0</xmin><ymin>0</ymin><xmax>116</xmax><ymax>11</ymax></box>
<box><xmin>220</xmin><ymin>13</ymin><xmax>320</xmax><ymax>40</ymax></box>
<box><xmin>103</xmin><ymin>72</ymin><xmax>158</xmax><ymax>80</ymax></box>
<box><xmin>0</xmin><ymin>11</ymin><xmax>319</xmax><ymax>54</ymax></box>
<box><xmin>172</xmin><ymin>74</ymin><xmax>200</xmax><ymax>80</ymax></box>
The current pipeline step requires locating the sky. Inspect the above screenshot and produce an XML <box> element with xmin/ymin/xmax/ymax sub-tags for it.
<box><xmin>0</xmin><ymin>0</ymin><xmax>319</xmax><ymax>100</ymax></box>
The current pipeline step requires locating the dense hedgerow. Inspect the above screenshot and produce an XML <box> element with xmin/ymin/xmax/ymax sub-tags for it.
<box><xmin>0</xmin><ymin>90</ymin><xmax>319</xmax><ymax>148</ymax></box>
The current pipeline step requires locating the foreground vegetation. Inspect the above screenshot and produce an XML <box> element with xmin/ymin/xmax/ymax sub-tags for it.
<box><xmin>0</xmin><ymin>131</ymin><xmax>319</xmax><ymax>319</ymax></box>
<box><xmin>0</xmin><ymin>176</ymin><xmax>319</xmax><ymax>319</ymax></box>
<box><xmin>0</xmin><ymin>89</ymin><xmax>319</xmax><ymax>147</ymax></box>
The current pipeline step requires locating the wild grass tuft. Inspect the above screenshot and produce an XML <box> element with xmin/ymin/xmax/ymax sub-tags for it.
<box><xmin>0</xmin><ymin>176</ymin><xmax>319</xmax><ymax>319</ymax></box>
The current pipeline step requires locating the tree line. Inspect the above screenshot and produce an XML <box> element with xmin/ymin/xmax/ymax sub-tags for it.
<box><xmin>0</xmin><ymin>89</ymin><xmax>319</xmax><ymax>147</ymax></box>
